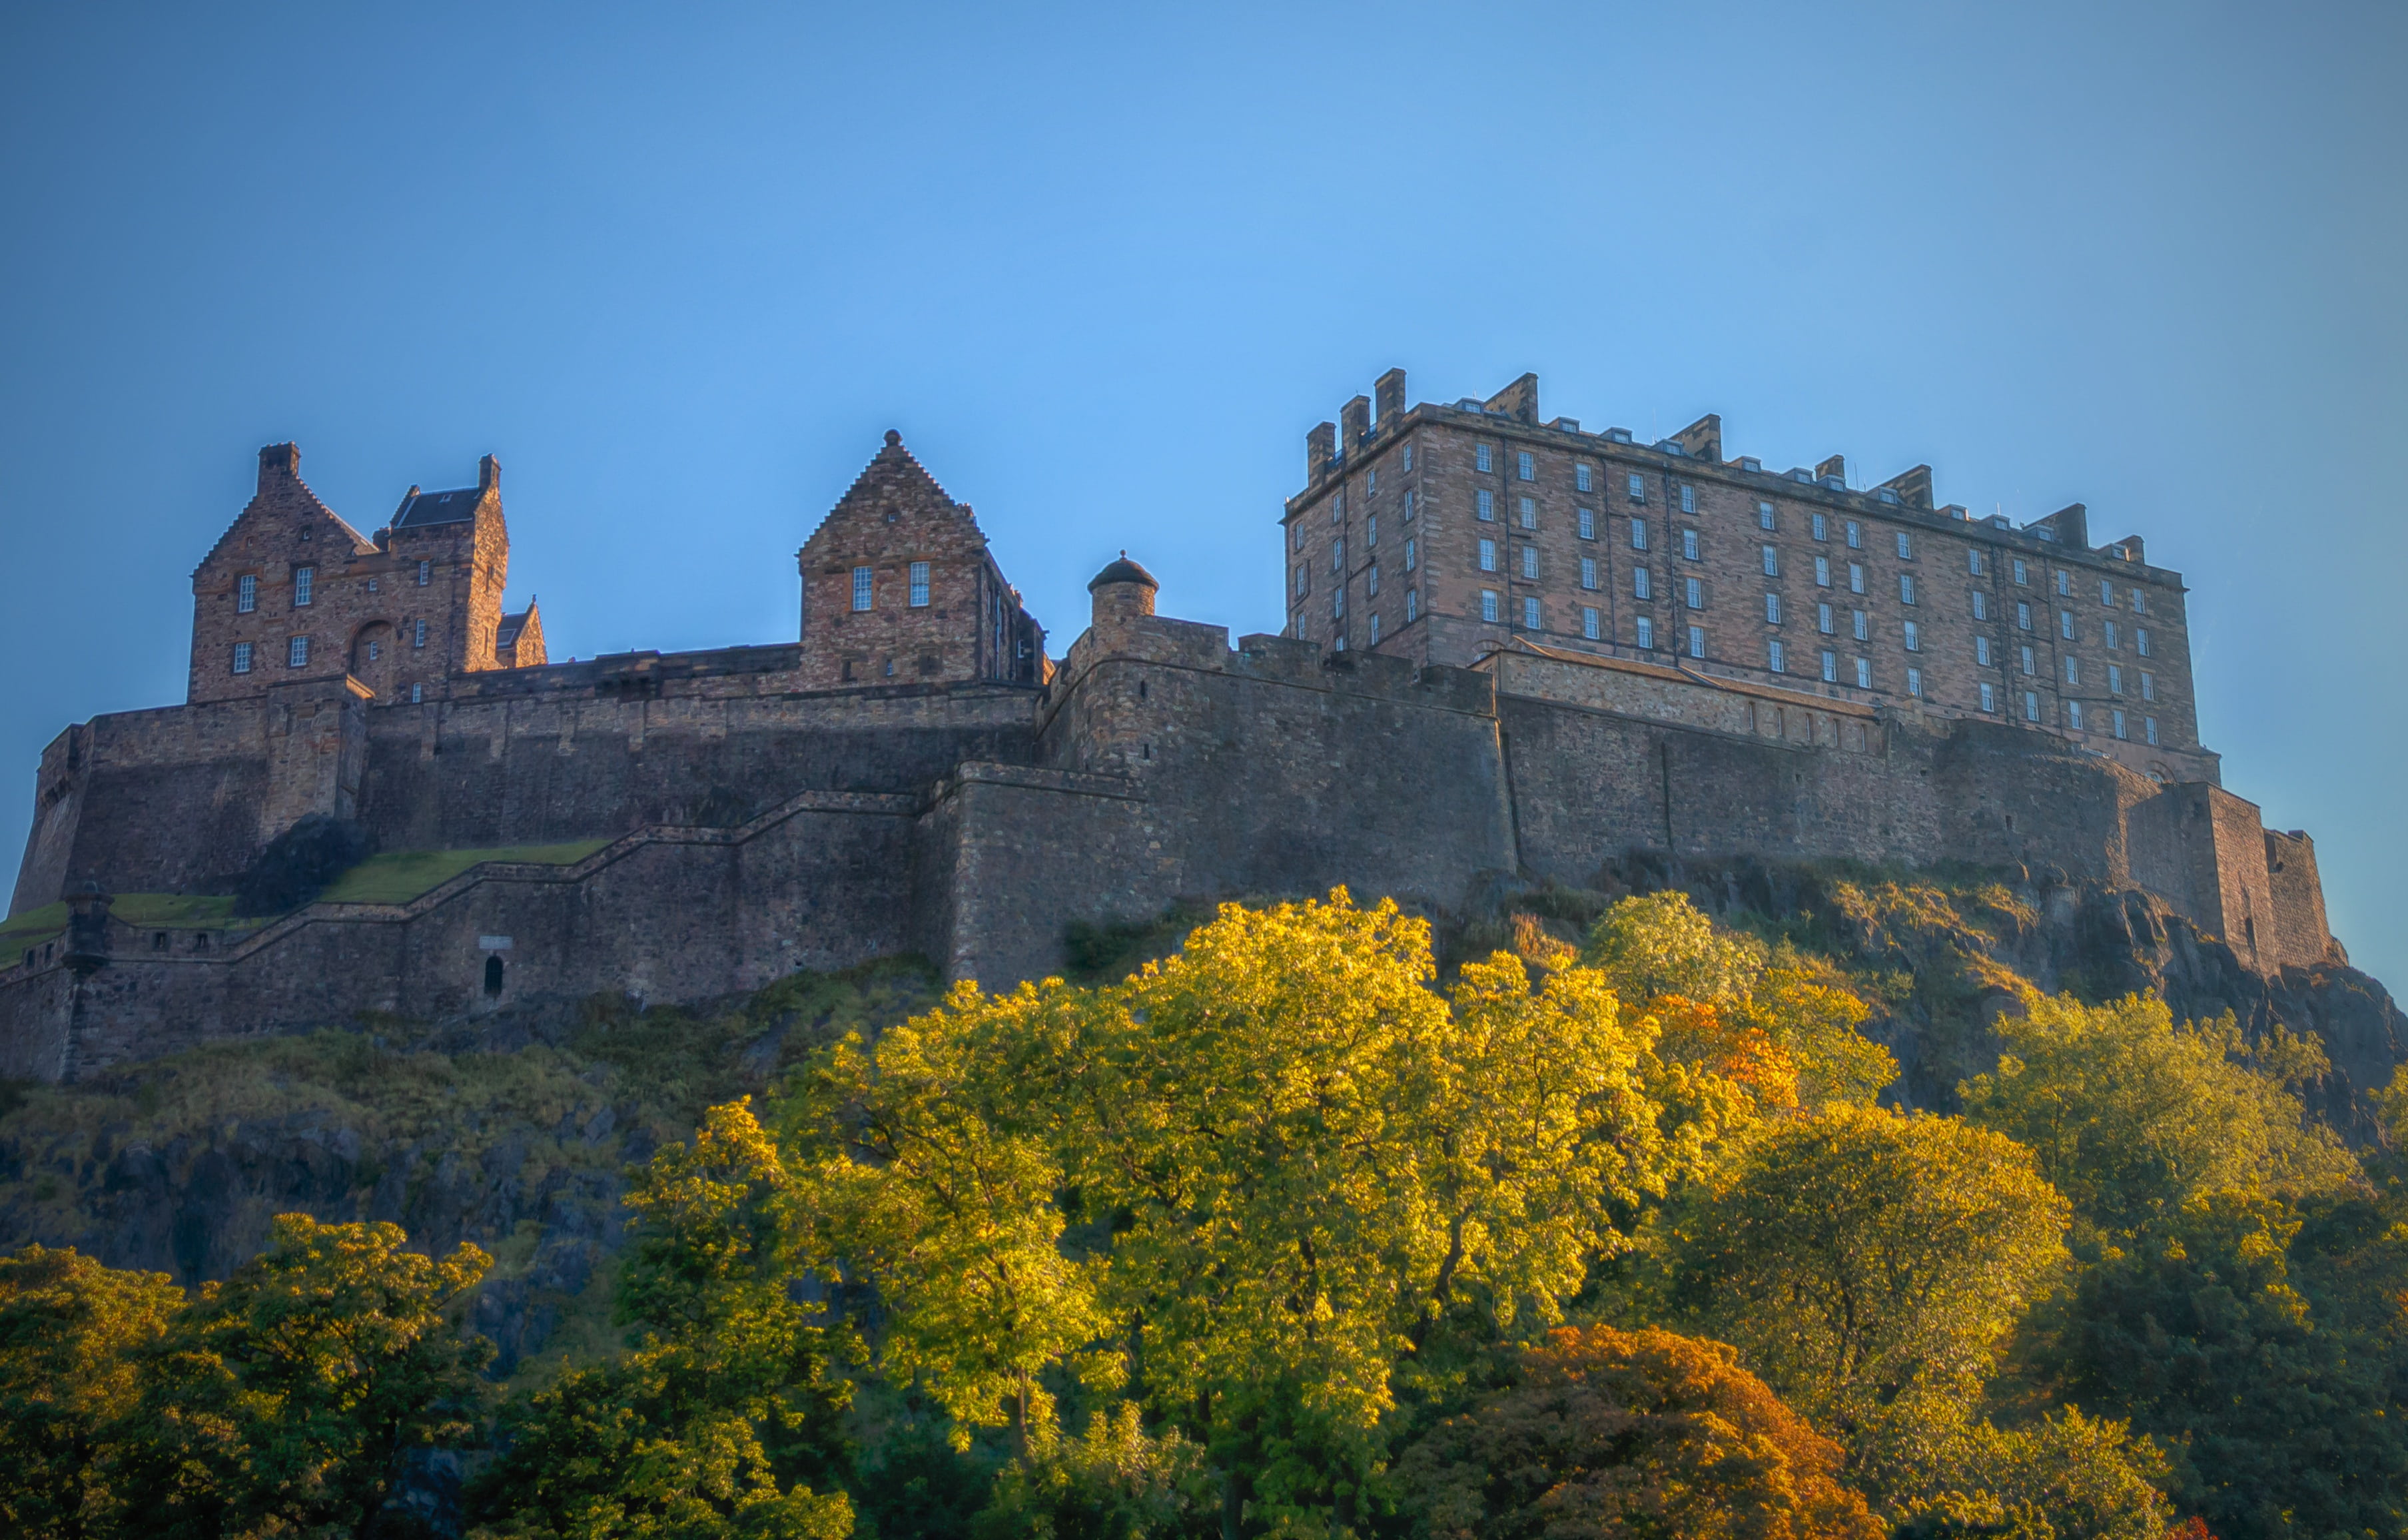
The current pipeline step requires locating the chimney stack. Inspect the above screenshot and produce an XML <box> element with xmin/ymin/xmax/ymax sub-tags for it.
<box><xmin>1374</xmin><ymin>368</ymin><xmax>1406</xmax><ymax>427</ymax></box>
<box><xmin>479</xmin><ymin>454</ymin><xmax>502</xmax><ymax>492</ymax></box>
<box><xmin>257</xmin><ymin>442</ymin><xmax>300</xmax><ymax>493</ymax></box>
<box><xmin>1307</xmin><ymin>422</ymin><xmax>1336</xmax><ymax>481</ymax></box>
<box><xmin>1340</xmin><ymin>395</ymin><xmax>1371</xmax><ymax>454</ymax></box>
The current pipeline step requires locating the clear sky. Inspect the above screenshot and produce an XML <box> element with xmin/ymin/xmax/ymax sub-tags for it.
<box><xmin>2</xmin><ymin>3</ymin><xmax>2401</xmax><ymax>983</ymax></box>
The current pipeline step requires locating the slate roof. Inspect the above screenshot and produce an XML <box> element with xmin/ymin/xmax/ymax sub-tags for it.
<box><xmin>392</xmin><ymin>487</ymin><xmax>484</xmax><ymax>528</ymax></box>
<box><xmin>1088</xmin><ymin>554</ymin><xmax>1159</xmax><ymax>591</ymax></box>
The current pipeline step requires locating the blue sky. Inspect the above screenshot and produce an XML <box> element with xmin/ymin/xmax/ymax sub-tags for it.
<box><xmin>2</xmin><ymin>2</ymin><xmax>2401</xmax><ymax>983</ymax></box>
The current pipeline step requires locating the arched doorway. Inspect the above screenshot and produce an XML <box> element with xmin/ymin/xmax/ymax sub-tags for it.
<box><xmin>350</xmin><ymin>621</ymin><xmax>396</xmax><ymax>699</ymax></box>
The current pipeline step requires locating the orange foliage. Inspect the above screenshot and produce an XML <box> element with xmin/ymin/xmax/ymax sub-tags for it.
<box><xmin>1649</xmin><ymin>994</ymin><xmax>1801</xmax><ymax>1112</ymax></box>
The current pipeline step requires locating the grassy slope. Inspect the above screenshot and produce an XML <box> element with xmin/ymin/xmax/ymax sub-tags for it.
<box><xmin>316</xmin><ymin>841</ymin><xmax>613</xmax><ymax>904</ymax></box>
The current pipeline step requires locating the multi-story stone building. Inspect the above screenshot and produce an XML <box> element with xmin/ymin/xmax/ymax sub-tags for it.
<box><xmin>1282</xmin><ymin>370</ymin><xmax>2209</xmax><ymax>785</ymax></box>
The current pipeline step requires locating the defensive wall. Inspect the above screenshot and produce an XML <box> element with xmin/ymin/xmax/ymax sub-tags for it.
<box><xmin>0</xmin><ymin>574</ymin><xmax>2331</xmax><ymax>1082</ymax></box>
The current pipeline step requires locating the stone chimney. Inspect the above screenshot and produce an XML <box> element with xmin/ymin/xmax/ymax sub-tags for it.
<box><xmin>1374</xmin><ymin>368</ymin><xmax>1406</xmax><ymax>428</ymax></box>
<box><xmin>480</xmin><ymin>454</ymin><xmax>502</xmax><ymax>492</ymax></box>
<box><xmin>1340</xmin><ymin>395</ymin><xmax>1371</xmax><ymax>454</ymax></box>
<box><xmin>1814</xmin><ymin>454</ymin><xmax>1846</xmax><ymax>485</ymax></box>
<box><xmin>1088</xmin><ymin>552</ymin><xmax>1159</xmax><ymax>629</ymax></box>
<box><xmin>1307</xmin><ymin>422</ymin><xmax>1336</xmax><ymax>481</ymax></box>
<box><xmin>258</xmin><ymin>442</ymin><xmax>300</xmax><ymax>494</ymax></box>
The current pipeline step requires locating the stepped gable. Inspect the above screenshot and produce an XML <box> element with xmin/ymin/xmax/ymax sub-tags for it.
<box><xmin>193</xmin><ymin>443</ymin><xmax>376</xmax><ymax>576</ymax></box>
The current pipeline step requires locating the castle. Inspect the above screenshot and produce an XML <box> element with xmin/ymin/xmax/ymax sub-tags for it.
<box><xmin>1</xmin><ymin>372</ymin><xmax>2336</xmax><ymax>1082</ymax></box>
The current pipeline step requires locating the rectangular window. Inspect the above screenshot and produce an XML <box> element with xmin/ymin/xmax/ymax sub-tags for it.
<box><xmin>1577</xmin><ymin>463</ymin><xmax>1593</xmax><ymax>492</ymax></box>
<box><xmin>1971</xmin><ymin>591</ymin><xmax>1988</xmax><ymax>621</ymax></box>
<box><xmin>1368</xmin><ymin>514</ymin><xmax>1378</xmax><ymax>548</ymax></box>
<box><xmin>1980</xmin><ymin>681</ymin><xmax>1996</xmax><ymax>713</ymax></box>
<box><xmin>2141</xmin><ymin>671</ymin><xmax>2155</xmax><ymax>701</ymax></box>
<box><xmin>231</xmin><ymin>641</ymin><xmax>252</xmax><ymax>673</ymax></box>
<box><xmin>1518</xmin><ymin>496</ymin><xmax>1537</xmax><ymax>529</ymax></box>
<box><xmin>2017</xmin><ymin>601</ymin><xmax>2032</xmax><ymax>630</ymax></box>
<box><xmin>1332</xmin><ymin>537</ymin><xmax>1346</xmax><ymax>573</ymax></box>
<box><xmin>288</xmin><ymin>635</ymin><xmax>309</xmax><ymax>668</ymax></box>
<box><xmin>1814</xmin><ymin>555</ymin><xmax>1831</xmax><ymax>587</ymax></box>
<box><xmin>1521</xmin><ymin>546</ymin><xmax>1539</xmax><ymax>579</ymax></box>
<box><xmin>1845</xmin><ymin>521</ymin><xmax>1862</xmax><ymax>550</ymax></box>
<box><xmin>1477</xmin><ymin>444</ymin><xmax>1493</xmax><ymax>473</ymax></box>
<box><xmin>1685</xmin><ymin>576</ymin><xmax>1703</xmax><ymax>609</ymax></box>
<box><xmin>1976</xmin><ymin>635</ymin><xmax>1992</xmax><ymax>666</ymax></box>
<box><xmin>237</xmin><ymin>574</ymin><xmax>257</xmax><ymax>612</ymax></box>
<box><xmin>1517</xmin><ymin>450</ymin><xmax>1535</xmax><ymax>480</ymax></box>
<box><xmin>1899</xmin><ymin>573</ymin><xmax>1916</xmax><ymax>604</ymax></box>
<box><xmin>2068</xmin><ymin>700</ymin><xmax>2085</xmax><ymax>731</ymax></box>
<box><xmin>1637</xmin><ymin>615</ymin><xmax>1656</xmax><ymax>649</ymax></box>
<box><xmin>1405</xmin><ymin>538</ymin><xmax>1417</xmax><ymax>572</ymax></box>
<box><xmin>1761</xmin><ymin>544</ymin><xmax>1779</xmax><ymax>577</ymax></box>
<box><xmin>2100</xmin><ymin>579</ymin><xmax>2114</xmax><ymax>606</ymax></box>
<box><xmin>909</xmin><ymin>561</ymin><xmax>931</xmax><ymax>607</ymax></box>
<box><xmin>2064</xmin><ymin>655</ymin><xmax>2080</xmax><ymax>685</ymax></box>
<box><xmin>1680</xmin><ymin>484</ymin><xmax>1697</xmax><ymax>514</ymax></box>
<box><xmin>410</xmin><ymin>682</ymin><xmax>423</xmax><ymax>703</ymax></box>
<box><xmin>1817</xmin><ymin>601</ymin><xmax>1833</xmax><ymax>633</ymax></box>
<box><xmin>1367</xmin><ymin>470</ymin><xmax>1376</xmax><ymax>496</ymax></box>
<box><xmin>1968</xmin><ymin>548</ymin><xmax>1985</xmax><ymax>576</ymax></box>
<box><xmin>1769</xmin><ymin>639</ymin><xmax>1786</xmax><ymax>673</ymax></box>
<box><xmin>1765</xmin><ymin>592</ymin><xmax>1781</xmax><ymax>623</ymax></box>
<box><xmin>367</xmin><ymin>578</ymin><xmax>378</xmax><ymax>593</ymax></box>
<box><xmin>2060</xmin><ymin>609</ymin><xmax>2074</xmax><ymax>640</ymax></box>
<box><xmin>1333</xmin><ymin>587</ymin><xmax>1344</xmax><ymax>619</ymax></box>
<box><xmin>1627</xmin><ymin>472</ymin><xmax>1645</xmax><ymax>502</ymax></box>
<box><xmin>1821</xmin><ymin>650</ymin><xmax>1838</xmax><ymax>682</ymax></box>
<box><xmin>1407</xmin><ymin>587</ymin><xmax>1419</xmax><ymax>621</ymax></box>
<box><xmin>1635</xmin><ymin>566</ymin><xmax>1653</xmax><ymax>599</ymax></box>
<box><xmin>1477</xmin><ymin>488</ymin><xmax>1495</xmax><ymax>521</ymax></box>
<box><xmin>1334</xmin><ymin>492</ymin><xmax>1345</xmax><ymax>522</ymax></box>
<box><xmin>2136</xmin><ymin>628</ymin><xmax>2151</xmax><ymax>657</ymax></box>
<box><xmin>1481</xmin><ymin>589</ymin><xmax>1499</xmax><ymax>623</ymax></box>
<box><xmin>417</xmin><ymin>560</ymin><xmax>432</xmax><ymax>586</ymax></box>
<box><xmin>1848</xmin><ymin>563</ymin><xmax>1864</xmax><ymax>594</ymax></box>
<box><xmin>2146</xmin><ymin>716</ymin><xmax>2159</xmax><ymax>745</ymax></box>
<box><xmin>1631</xmin><ymin>518</ymin><xmax>1649</xmax><ymax>551</ymax></box>
<box><xmin>1903</xmin><ymin>619</ymin><xmax>1920</xmax><ymax>651</ymax></box>
<box><xmin>292</xmin><ymin>566</ymin><xmax>313</xmax><ymax>606</ymax></box>
<box><xmin>2130</xmin><ymin>587</ymin><xmax>2146</xmax><ymax>613</ymax></box>
<box><xmin>1852</xmin><ymin>610</ymin><xmax>1868</xmax><ymax>642</ymax></box>
<box><xmin>1581</xmin><ymin>556</ymin><xmax>1599</xmax><ymax>590</ymax></box>
<box><xmin>1294</xmin><ymin>564</ymin><xmax>1308</xmax><ymax>597</ymax></box>
<box><xmin>2113</xmin><ymin>708</ymin><xmax>2128</xmax><ymax>739</ymax></box>
<box><xmin>2025</xmin><ymin>690</ymin><xmax>2041</xmax><ymax>721</ymax></box>
<box><xmin>1688</xmin><ymin>625</ymin><xmax>1706</xmax><ymax>659</ymax></box>
<box><xmin>1523</xmin><ymin>595</ymin><xmax>1541</xmax><ymax>630</ymax></box>
<box><xmin>2107</xmin><ymin>663</ymin><xmax>2122</xmax><ymax>695</ymax></box>
<box><xmin>2104</xmin><ymin>620</ymin><xmax>2118</xmax><ymax>649</ymax></box>
<box><xmin>1812</xmin><ymin>512</ymin><xmax>1828</xmax><ymax>541</ymax></box>
<box><xmin>1854</xmin><ymin>657</ymin><xmax>1872</xmax><ymax>688</ymax></box>
<box><xmin>1369</xmin><ymin>613</ymin><xmax>1381</xmax><ymax>644</ymax></box>
<box><xmin>1405</xmin><ymin>488</ymin><xmax>1418</xmax><ymax>522</ymax></box>
<box><xmin>2021</xmin><ymin>644</ymin><xmax>2035</xmax><ymax>675</ymax></box>
<box><xmin>2056</xmin><ymin>570</ymin><xmax>2071</xmax><ymax>597</ymax></box>
<box><xmin>1896</xmin><ymin>532</ymin><xmax>1913</xmax><ymax>559</ymax></box>
<box><xmin>1583</xmin><ymin>605</ymin><xmax>1601</xmax><ymax>639</ymax></box>
<box><xmin>1578</xmin><ymin>508</ymin><xmax>1595</xmax><ymax>540</ymax></box>
<box><xmin>853</xmin><ymin>567</ymin><xmax>873</xmax><ymax>611</ymax></box>
<box><xmin>1758</xmin><ymin>501</ymin><xmax>1777</xmax><ymax>531</ymax></box>
<box><xmin>1683</xmin><ymin>528</ymin><xmax>1701</xmax><ymax>561</ymax></box>
<box><xmin>1403</xmin><ymin>442</ymin><xmax>1414</xmax><ymax>472</ymax></box>
<box><xmin>1908</xmin><ymin>667</ymin><xmax>1923</xmax><ymax>697</ymax></box>
<box><xmin>1368</xmin><ymin>565</ymin><xmax>1379</xmax><ymax>596</ymax></box>
<box><xmin>1479</xmin><ymin>538</ymin><xmax>1497</xmax><ymax>572</ymax></box>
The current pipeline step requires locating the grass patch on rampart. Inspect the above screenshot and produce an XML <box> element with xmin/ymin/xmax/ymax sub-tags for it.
<box><xmin>5</xmin><ymin>894</ymin><xmax>258</xmax><ymax>954</ymax></box>
<box><xmin>316</xmin><ymin>841</ymin><xmax>613</xmax><ymax>905</ymax></box>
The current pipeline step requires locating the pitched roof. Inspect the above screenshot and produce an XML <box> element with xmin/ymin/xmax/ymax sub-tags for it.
<box><xmin>392</xmin><ymin>486</ymin><xmax>485</xmax><ymax>529</ymax></box>
<box><xmin>496</xmin><ymin>603</ymin><xmax>538</xmax><ymax>649</ymax></box>
<box><xmin>799</xmin><ymin>430</ymin><xmax>983</xmax><ymax>554</ymax></box>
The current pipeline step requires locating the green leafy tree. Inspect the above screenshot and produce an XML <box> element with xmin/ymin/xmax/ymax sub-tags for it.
<box><xmin>471</xmin><ymin>1101</ymin><xmax>854</xmax><ymax>1540</ymax></box>
<box><xmin>115</xmin><ymin>1213</ymin><xmax>491</xmax><ymax>1540</ymax></box>
<box><xmin>0</xmin><ymin>1246</ymin><xmax>183</xmax><ymax>1539</ymax></box>
<box><xmin>974</xmin><ymin>1403</ymin><xmax>1214</xmax><ymax>1540</ymax></box>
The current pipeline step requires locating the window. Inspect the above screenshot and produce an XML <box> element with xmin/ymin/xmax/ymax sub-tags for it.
<box><xmin>1765</xmin><ymin>592</ymin><xmax>1781</xmax><ymax>623</ymax></box>
<box><xmin>1818</xmin><ymin>602</ymin><xmax>1834</xmax><ymax>633</ymax></box>
<box><xmin>1294</xmin><ymin>522</ymin><xmax>1305</xmax><ymax>551</ymax></box>
<box><xmin>1814</xmin><ymin>555</ymin><xmax>1831</xmax><ymax>587</ymax></box>
<box><xmin>1369</xmin><ymin>613</ymin><xmax>1382</xmax><ymax>644</ymax></box>
<box><xmin>2104</xmin><ymin>620</ymin><xmax>2119</xmax><ymax>650</ymax></box>
<box><xmin>293</xmin><ymin>566</ymin><xmax>313</xmax><ymax>606</ymax></box>
<box><xmin>1518</xmin><ymin>496</ymin><xmax>1537</xmax><ymax>529</ymax></box>
<box><xmin>1523</xmin><ymin>595</ymin><xmax>1541</xmax><ymax>629</ymax></box>
<box><xmin>288</xmin><ymin>635</ymin><xmax>309</xmax><ymax>668</ymax></box>
<box><xmin>1680</xmin><ymin>484</ymin><xmax>1697</xmax><ymax>514</ymax></box>
<box><xmin>1908</xmin><ymin>667</ymin><xmax>1923</xmax><ymax>697</ymax></box>
<box><xmin>1479</xmin><ymin>538</ymin><xmax>1497</xmax><ymax>572</ymax></box>
<box><xmin>853</xmin><ymin>567</ymin><xmax>873</xmax><ymax>610</ymax></box>
<box><xmin>1631</xmin><ymin>518</ymin><xmax>1649</xmax><ymax>551</ymax></box>
<box><xmin>1821</xmin><ymin>650</ymin><xmax>1838</xmax><ymax>681</ymax></box>
<box><xmin>1769</xmin><ymin>639</ymin><xmax>1786</xmax><ymax>673</ymax></box>
<box><xmin>1635</xmin><ymin>567</ymin><xmax>1653</xmax><ymax>599</ymax></box>
<box><xmin>2107</xmin><ymin>663</ymin><xmax>2122</xmax><ymax>695</ymax></box>
<box><xmin>1333</xmin><ymin>587</ymin><xmax>1344</xmax><ymax>618</ymax></box>
<box><xmin>1852</xmin><ymin>610</ymin><xmax>1868</xmax><ymax>642</ymax></box>
<box><xmin>2056</xmin><ymin>570</ymin><xmax>2070</xmax><ymax>597</ymax></box>
<box><xmin>1368</xmin><ymin>564</ymin><xmax>1380</xmax><ymax>596</ymax></box>
<box><xmin>2140</xmin><ymin>671</ymin><xmax>2155</xmax><ymax>701</ymax></box>
<box><xmin>1581</xmin><ymin>556</ymin><xmax>1599</xmax><ymax>590</ymax></box>
<box><xmin>1626</xmin><ymin>472</ymin><xmax>1645</xmax><ymax>502</ymax></box>
<box><xmin>2068</xmin><ymin>700</ymin><xmax>2085</xmax><ymax>731</ymax></box>
<box><xmin>1578</xmin><ymin>507</ymin><xmax>1595</xmax><ymax>540</ymax></box>
<box><xmin>232</xmin><ymin>641</ymin><xmax>252</xmax><ymax>673</ymax></box>
<box><xmin>410</xmin><ymin>682</ymin><xmax>423</xmax><ymax>703</ymax></box>
<box><xmin>1682</xmin><ymin>529</ymin><xmax>1701</xmax><ymax>561</ymax></box>
<box><xmin>1366</xmin><ymin>470</ymin><xmax>1376</xmax><ymax>495</ymax></box>
<box><xmin>1407</xmin><ymin>588</ymin><xmax>1419</xmax><ymax>621</ymax></box>
<box><xmin>1481</xmin><ymin>589</ymin><xmax>1499</xmax><ymax>622</ymax></box>
<box><xmin>1688</xmin><ymin>625</ymin><xmax>1705</xmax><ymax>659</ymax></box>
<box><xmin>909</xmin><ymin>561</ymin><xmax>930</xmax><ymax>607</ymax></box>
<box><xmin>1294</xmin><ymin>564</ymin><xmax>1309</xmax><ymax>597</ymax></box>
<box><xmin>1405</xmin><ymin>538</ymin><xmax>1417</xmax><ymax>572</ymax></box>
<box><xmin>1332</xmin><ymin>634</ymin><xmax>1346</xmax><ymax>653</ymax></box>
<box><xmin>1368</xmin><ymin>514</ymin><xmax>1378</xmax><ymax>547</ymax></box>
<box><xmin>1576</xmin><ymin>463</ymin><xmax>1593</xmax><ymax>492</ymax></box>
<box><xmin>1404</xmin><ymin>488</ymin><xmax>1417</xmax><ymax>521</ymax></box>
<box><xmin>2136</xmin><ymin>628</ymin><xmax>2151</xmax><ymax>657</ymax></box>
<box><xmin>1404</xmin><ymin>442</ymin><xmax>1415</xmax><ymax>472</ymax></box>
<box><xmin>1896</xmin><ymin>532</ymin><xmax>1913</xmax><ymax>559</ymax></box>
<box><xmin>2113</xmin><ymin>708</ymin><xmax>2128</xmax><ymax>739</ymax></box>
<box><xmin>1477</xmin><ymin>444</ymin><xmax>1493</xmax><ymax>473</ymax></box>
<box><xmin>1845</xmin><ymin>521</ymin><xmax>1862</xmax><ymax>550</ymax></box>
<box><xmin>1638</xmin><ymin>615</ymin><xmax>1656</xmax><ymax>649</ymax></box>
<box><xmin>1854</xmin><ymin>657</ymin><xmax>1872</xmax><ymax>688</ymax></box>
<box><xmin>1899</xmin><ymin>574</ymin><xmax>1916</xmax><ymax>604</ymax></box>
<box><xmin>1758</xmin><ymin>501</ymin><xmax>1777</xmax><ymax>531</ymax></box>
<box><xmin>2021</xmin><ymin>644</ymin><xmax>2035</xmax><ymax>675</ymax></box>
<box><xmin>414</xmin><ymin>619</ymin><xmax>427</xmax><ymax>648</ymax></box>
<box><xmin>366</xmin><ymin>641</ymin><xmax>380</xmax><ymax>661</ymax></box>
<box><xmin>2131</xmin><ymin>587</ymin><xmax>2146</xmax><ymax>613</ymax></box>
<box><xmin>1332</xmin><ymin>538</ymin><xmax>1346</xmax><ymax>573</ymax></box>
<box><xmin>1980</xmin><ymin>681</ymin><xmax>1996</xmax><ymax>713</ymax></box>
<box><xmin>1685</xmin><ymin>576</ymin><xmax>1703</xmax><ymax>609</ymax></box>
<box><xmin>2024</xmin><ymin>691</ymin><xmax>2040</xmax><ymax>721</ymax></box>
<box><xmin>417</xmin><ymin>560</ymin><xmax>432</xmax><ymax>586</ymax></box>
<box><xmin>2064</xmin><ymin>655</ymin><xmax>2080</xmax><ymax>685</ymax></box>
<box><xmin>2017</xmin><ymin>601</ymin><xmax>2032</xmax><ymax>630</ymax></box>
<box><xmin>1848</xmin><ymin>563</ymin><xmax>1864</xmax><ymax>594</ymax></box>
<box><xmin>1972</xmin><ymin>591</ymin><xmax>1988</xmax><ymax>620</ymax></box>
<box><xmin>1477</xmin><ymin>488</ymin><xmax>1495</xmax><ymax>521</ymax></box>
<box><xmin>237</xmin><ymin>574</ymin><xmax>256</xmax><ymax>612</ymax></box>
<box><xmin>1521</xmin><ymin>546</ymin><xmax>1539</xmax><ymax>580</ymax></box>
<box><xmin>2012</xmin><ymin>559</ymin><xmax>2028</xmax><ymax>585</ymax></box>
<box><xmin>2146</xmin><ymin>716</ymin><xmax>2159</xmax><ymax>745</ymax></box>
<box><xmin>2100</xmin><ymin>579</ymin><xmax>2114</xmax><ymax>606</ymax></box>
<box><xmin>2059</xmin><ymin>609</ymin><xmax>2074</xmax><ymax>640</ymax></box>
<box><xmin>1761</xmin><ymin>544</ymin><xmax>1779</xmax><ymax>577</ymax></box>
<box><xmin>1517</xmin><ymin>450</ymin><xmax>1534</xmax><ymax>480</ymax></box>
<box><xmin>367</xmin><ymin>578</ymin><xmax>378</xmax><ymax>593</ymax></box>
<box><xmin>1968</xmin><ymin>548</ymin><xmax>1986</xmax><ymax>576</ymax></box>
<box><xmin>1976</xmin><ymin>636</ymin><xmax>1992</xmax><ymax>666</ymax></box>
<box><xmin>1812</xmin><ymin>512</ymin><xmax>1828</xmax><ymax>541</ymax></box>
<box><xmin>1583</xmin><ymin>605</ymin><xmax>1601</xmax><ymax>639</ymax></box>
<box><xmin>1903</xmin><ymin>619</ymin><xmax>1920</xmax><ymax>651</ymax></box>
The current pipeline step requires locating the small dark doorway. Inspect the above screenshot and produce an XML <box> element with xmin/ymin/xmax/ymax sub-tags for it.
<box><xmin>484</xmin><ymin>955</ymin><xmax>504</xmax><ymax>996</ymax></box>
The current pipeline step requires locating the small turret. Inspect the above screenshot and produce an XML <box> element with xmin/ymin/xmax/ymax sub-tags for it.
<box><xmin>1087</xmin><ymin>552</ymin><xmax>1158</xmax><ymax>628</ymax></box>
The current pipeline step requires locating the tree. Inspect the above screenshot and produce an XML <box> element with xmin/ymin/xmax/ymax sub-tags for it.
<box><xmin>115</xmin><ymin>1214</ymin><xmax>491</xmax><ymax>1540</ymax></box>
<box><xmin>0</xmin><ymin>1246</ymin><xmax>183</xmax><ymax>1539</ymax></box>
<box><xmin>1659</xmin><ymin>1106</ymin><xmax>2070</xmax><ymax>1469</ymax></box>
<box><xmin>1392</xmin><ymin>1324</ymin><xmax>1884</xmax><ymax>1540</ymax></box>
<box><xmin>472</xmin><ymin>1100</ymin><xmax>854</xmax><ymax>1540</ymax></box>
<box><xmin>974</xmin><ymin>1403</ymin><xmax>1214</xmax><ymax>1540</ymax></box>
